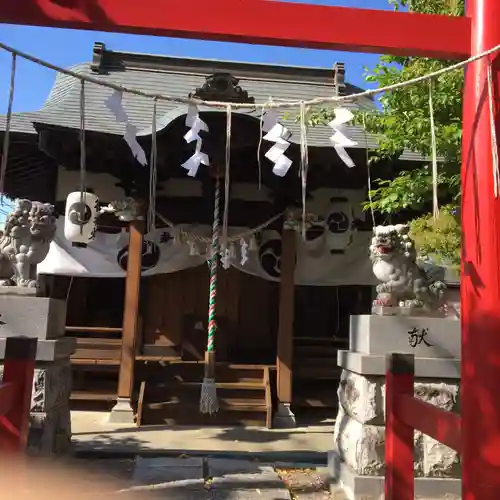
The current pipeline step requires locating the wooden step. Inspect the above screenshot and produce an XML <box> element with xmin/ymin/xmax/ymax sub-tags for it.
<box><xmin>66</xmin><ymin>326</ymin><xmax>122</xmax><ymax>334</ymax></box>
<box><xmin>147</xmin><ymin>398</ymin><xmax>267</xmax><ymax>412</ymax></box>
<box><xmin>74</xmin><ymin>338</ymin><xmax>122</xmax><ymax>345</ymax></box>
<box><xmin>141</xmin><ymin>383</ymin><xmax>268</xmax><ymax>426</ymax></box>
<box><xmin>71</xmin><ymin>337</ymin><xmax>122</xmax><ymax>361</ymax></box>
<box><xmin>138</xmin><ymin>361</ymin><xmax>268</xmax><ymax>384</ymax></box>
<box><xmin>146</xmin><ymin>382</ymin><xmax>267</xmax><ymax>402</ymax></box>
<box><xmin>70</xmin><ymin>390</ymin><xmax>117</xmax><ymax>401</ymax></box>
<box><xmin>137</xmin><ymin>366</ymin><xmax>272</xmax><ymax>428</ymax></box>
<box><xmin>141</xmin><ymin>407</ymin><xmax>267</xmax><ymax>427</ymax></box>
<box><xmin>71</xmin><ymin>358</ymin><xmax>121</xmax><ymax>366</ymax></box>
<box><xmin>136</xmin><ymin>355</ymin><xmax>181</xmax><ymax>362</ymax></box>
<box><xmin>72</xmin><ymin>350</ymin><xmax>121</xmax><ymax>360</ymax></box>
<box><xmin>177</xmin><ymin>381</ymin><xmax>265</xmax><ymax>390</ymax></box>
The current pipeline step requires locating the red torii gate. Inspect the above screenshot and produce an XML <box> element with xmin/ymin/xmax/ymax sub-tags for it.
<box><xmin>0</xmin><ymin>1</ymin><xmax>499</xmax><ymax>497</ymax></box>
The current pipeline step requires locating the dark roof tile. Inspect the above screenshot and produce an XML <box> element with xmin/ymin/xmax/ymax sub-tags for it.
<box><xmin>0</xmin><ymin>54</ymin><xmax>424</xmax><ymax>162</ymax></box>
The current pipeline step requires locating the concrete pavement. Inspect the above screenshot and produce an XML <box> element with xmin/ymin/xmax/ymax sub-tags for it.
<box><xmin>118</xmin><ymin>457</ymin><xmax>293</xmax><ymax>499</ymax></box>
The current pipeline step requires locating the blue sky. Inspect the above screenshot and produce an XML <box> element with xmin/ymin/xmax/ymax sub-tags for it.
<box><xmin>0</xmin><ymin>0</ymin><xmax>396</xmax><ymax>223</ymax></box>
<box><xmin>0</xmin><ymin>0</ymin><xmax>396</xmax><ymax>114</ymax></box>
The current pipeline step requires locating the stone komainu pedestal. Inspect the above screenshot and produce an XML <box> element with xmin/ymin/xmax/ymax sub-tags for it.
<box><xmin>329</xmin><ymin>314</ymin><xmax>461</xmax><ymax>500</ymax></box>
<box><xmin>0</xmin><ymin>289</ymin><xmax>75</xmax><ymax>455</ymax></box>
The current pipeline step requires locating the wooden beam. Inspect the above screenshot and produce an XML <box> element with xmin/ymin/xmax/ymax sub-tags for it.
<box><xmin>276</xmin><ymin>224</ymin><xmax>296</xmax><ymax>408</ymax></box>
<box><xmin>2</xmin><ymin>0</ymin><xmax>470</xmax><ymax>60</ymax></box>
<box><xmin>117</xmin><ymin>219</ymin><xmax>143</xmax><ymax>400</ymax></box>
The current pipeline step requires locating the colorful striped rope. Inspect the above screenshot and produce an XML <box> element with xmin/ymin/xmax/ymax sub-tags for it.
<box><xmin>207</xmin><ymin>177</ymin><xmax>220</xmax><ymax>352</ymax></box>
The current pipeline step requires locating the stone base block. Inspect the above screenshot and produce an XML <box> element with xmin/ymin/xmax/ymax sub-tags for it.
<box><xmin>0</xmin><ymin>286</ymin><xmax>38</xmax><ymax>296</ymax></box>
<box><xmin>0</xmin><ymin>337</ymin><xmax>75</xmax><ymax>361</ymax></box>
<box><xmin>337</xmin><ymin>370</ymin><xmax>459</xmax><ymax>427</ymax></box>
<box><xmin>338</xmin><ymin>350</ymin><xmax>460</xmax><ymax>379</ymax></box>
<box><xmin>272</xmin><ymin>402</ymin><xmax>296</xmax><ymax>428</ymax></box>
<box><xmin>328</xmin><ymin>453</ymin><xmax>461</xmax><ymax>500</ymax></box>
<box><xmin>337</xmin><ymin>370</ymin><xmax>384</xmax><ymax>425</ymax></box>
<box><xmin>28</xmin><ymin>406</ymin><xmax>72</xmax><ymax>455</ymax></box>
<box><xmin>109</xmin><ymin>397</ymin><xmax>135</xmax><ymax>424</ymax></box>
<box><xmin>0</xmin><ymin>296</ymin><xmax>66</xmax><ymax>339</ymax></box>
<box><xmin>333</xmin><ymin>371</ymin><xmax>460</xmax><ymax>480</ymax></box>
<box><xmin>350</xmin><ymin>314</ymin><xmax>460</xmax><ymax>359</ymax></box>
<box><xmin>333</xmin><ymin>407</ymin><xmax>385</xmax><ymax>475</ymax></box>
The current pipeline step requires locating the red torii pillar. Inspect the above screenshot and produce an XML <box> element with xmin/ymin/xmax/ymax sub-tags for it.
<box><xmin>461</xmin><ymin>1</ymin><xmax>500</xmax><ymax>498</ymax></box>
<box><xmin>0</xmin><ymin>1</ymin><xmax>499</xmax><ymax>497</ymax></box>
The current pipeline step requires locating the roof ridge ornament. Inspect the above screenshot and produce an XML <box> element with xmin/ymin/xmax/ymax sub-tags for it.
<box><xmin>91</xmin><ymin>42</ymin><xmax>106</xmax><ymax>73</ymax></box>
<box><xmin>333</xmin><ymin>62</ymin><xmax>346</xmax><ymax>96</ymax></box>
<box><xmin>189</xmin><ymin>73</ymin><xmax>255</xmax><ymax>104</ymax></box>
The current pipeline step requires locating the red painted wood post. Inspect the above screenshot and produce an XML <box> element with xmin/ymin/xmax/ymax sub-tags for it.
<box><xmin>0</xmin><ymin>337</ymin><xmax>37</xmax><ymax>453</ymax></box>
<box><xmin>462</xmin><ymin>0</ymin><xmax>500</xmax><ymax>498</ymax></box>
<box><xmin>385</xmin><ymin>353</ymin><xmax>414</xmax><ymax>500</ymax></box>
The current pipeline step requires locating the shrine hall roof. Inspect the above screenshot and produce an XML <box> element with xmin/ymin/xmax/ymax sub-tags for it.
<box><xmin>0</xmin><ymin>42</ymin><xmax>423</xmax><ymax>162</ymax></box>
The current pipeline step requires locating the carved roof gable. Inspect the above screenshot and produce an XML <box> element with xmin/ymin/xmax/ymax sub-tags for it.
<box><xmin>189</xmin><ymin>73</ymin><xmax>255</xmax><ymax>104</ymax></box>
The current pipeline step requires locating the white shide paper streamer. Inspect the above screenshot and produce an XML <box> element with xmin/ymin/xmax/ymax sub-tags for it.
<box><xmin>181</xmin><ymin>104</ymin><xmax>210</xmax><ymax>177</ymax></box>
<box><xmin>105</xmin><ymin>91</ymin><xmax>148</xmax><ymax>166</ymax></box>
<box><xmin>240</xmin><ymin>237</ymin><xmax>249</xmax><ymax>266</ymax></box>
<box><xmin>262</xmin><ymin>110</ymin><xmax>293</xmax><ymax>177</ymax></box>
<box><xmin>328</xmin><ymin>107</ymin><xmax>357</xmax><ymax>168</ymax></box>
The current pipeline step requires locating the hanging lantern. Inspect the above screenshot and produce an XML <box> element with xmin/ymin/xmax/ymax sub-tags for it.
<box><xmin>64</xmin><ymin>191</ymin><xmax>99</xmax><ymax>247</ymax></box>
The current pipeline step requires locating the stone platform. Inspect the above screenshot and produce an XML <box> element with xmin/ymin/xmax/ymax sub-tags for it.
<box><xmin>0</xmin><ymin>292</ymin><xmax>75</xmax><ymax>455</ymax></box>
<box><xmin>330</xmin><ymin>314</ymin><xmax>461</xmax><ymax>499</ymax></box>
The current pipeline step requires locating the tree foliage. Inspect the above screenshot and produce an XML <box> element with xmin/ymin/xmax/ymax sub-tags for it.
<box><xmin>309</xmin><ymin>0</ymin><xmax>464</xmax><ymax>266</ymax></box>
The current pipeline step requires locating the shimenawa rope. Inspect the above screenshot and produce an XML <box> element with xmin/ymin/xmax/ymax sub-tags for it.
<box><xmin>1</xmin><ymin>40</ymin><xmax>500</xmax><ymax>109</ymax></box>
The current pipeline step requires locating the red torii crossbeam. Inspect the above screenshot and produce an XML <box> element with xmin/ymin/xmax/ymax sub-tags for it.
<box><xmin>1</xmin><ymin>1</ymin><xmax>500</xmax><ymax>498</ymax></box>
<box><xmin>0</xmin><ymin>0</ymin><xmax>471</xmax><ymax>59</ymax></box>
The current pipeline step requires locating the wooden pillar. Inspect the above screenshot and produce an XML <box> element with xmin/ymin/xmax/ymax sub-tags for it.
<box><xmin>274</xmin><ymin>219</ymin><xmax>297</xmax><ymax>428</ymax></box>
<box><xmin>110</xmin><ymin>219</ymin><xmax>143</xmax><ymax>423</ymax></box>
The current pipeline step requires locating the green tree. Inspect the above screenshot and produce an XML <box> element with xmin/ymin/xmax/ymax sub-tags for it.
<box><xmin>310</xmin><ymin>0</ymin><xmax>464</xmax><ymax>267</ymax></box>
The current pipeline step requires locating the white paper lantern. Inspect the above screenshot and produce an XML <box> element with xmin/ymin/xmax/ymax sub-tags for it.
<box><xmin>64</xmin><ymin>191</ymin><xmax>99</xmax><ymax>245</ymax></box>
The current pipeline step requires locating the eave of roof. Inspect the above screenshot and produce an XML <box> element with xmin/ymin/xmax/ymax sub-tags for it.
<box><xmin>0</xmin><ymin>43</ymin><xmax>425</xmax><ymax>162</ymax></box>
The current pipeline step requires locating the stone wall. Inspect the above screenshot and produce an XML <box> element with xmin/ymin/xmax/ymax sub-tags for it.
<box><xmin>333</xmin><ymin>370</ymin><xmax>460</xmax><ymax>478</ymax></box>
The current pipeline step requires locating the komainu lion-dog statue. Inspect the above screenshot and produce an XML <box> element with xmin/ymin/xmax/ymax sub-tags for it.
<box><xmin>0</xmin><ymin>199</ymin><xmax>56</xmax><ymax>287</ymax></box>
<box><xmin>370</xmin><ymin>224</ymin><xmax>446</xmax><ymax>315</ymax></box>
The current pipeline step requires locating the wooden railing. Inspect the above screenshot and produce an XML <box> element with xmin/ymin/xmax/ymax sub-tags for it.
<box><xmin>0</xmin><ymin>337</ymin><xmax>37</xmax><ymax>453</ymax></box>
<box><xmin>385</xmin><ymin>353</ymin><xmax>461</xmax><ymax>500</ymax></box>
